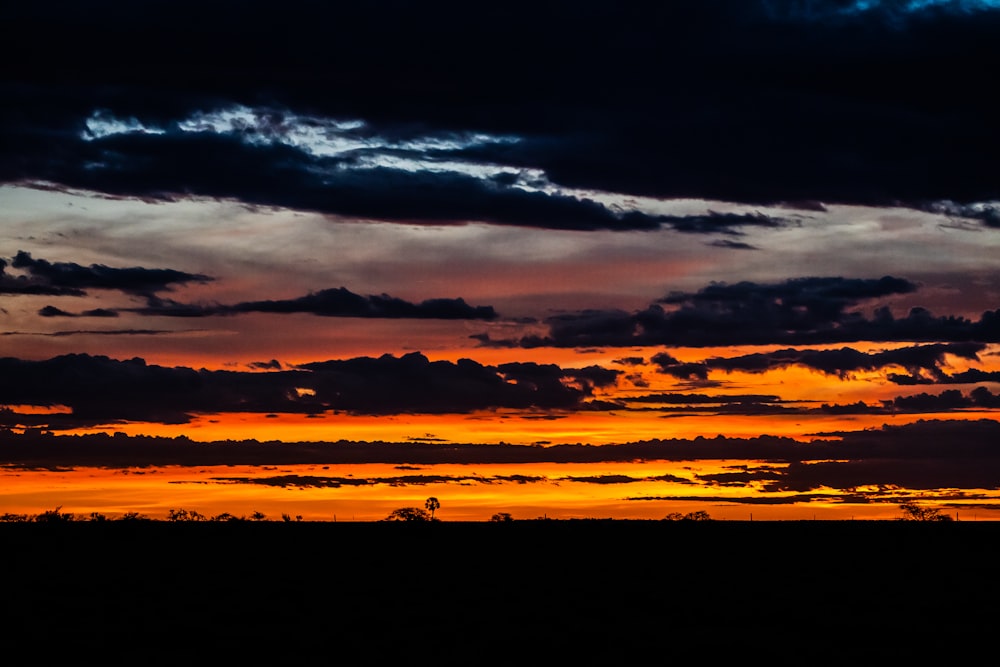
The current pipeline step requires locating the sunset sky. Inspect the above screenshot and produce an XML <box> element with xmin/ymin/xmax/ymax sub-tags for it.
<box><xmin>2</xmin><ymin>0</ymin><xmax>999</xmax><ymax>520</ymax></box>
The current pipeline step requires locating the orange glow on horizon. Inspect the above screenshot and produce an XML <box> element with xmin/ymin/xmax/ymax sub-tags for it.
<box><xmin>51</xmin><ymin>407</ymin><xmax>1000</xmax><ymax>446</ymax></box>
<box><xmin>5</xmin><ymin>340</ymin><xmax>999</xmax><ymax>521</ymax></box>
<box><xmin>3</xmin><ymin>462</ymin><xmax>995</xmax><ymax>522</ymax></box>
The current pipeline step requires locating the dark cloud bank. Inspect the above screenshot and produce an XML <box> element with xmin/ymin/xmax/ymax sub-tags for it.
<box><xmin>652</xmin><ymin>342</ymin><xmax>988</xmax><ymax>383</ymax></box>
<box><xmin>0</xmin><ymin>353</ymin><xmax>618</xmax><ymax>427</ymax></box>
<box><xmin>624</xmin><ymin>386</ymin><xmax>1000</xmax><ymax>417</ymax></box>
<box><xmin>3</xmin><ymin>251</ymin><xmax>497</xmax><ymax>321</ymax></box>
<box><xmin>2</xmin><ymin>251</ymin><xmax>209</xmax><ymax>297</ymax></box>
<box><xmin>478</xmin><ymin>277</ymin><xmax>1000</xmax><ymax>348</ymax></box>
<box><xmin>1</xmin><ymin>348</ymin><xmax>997</xmax><ymax>430</ymax></box>
<box><xmin>129</xmin><ymin>289</ymin><xmax>496</xmax><ymax>321</ymax></box>
<box><xmin>4</xmin><ymin>419</ymin><xmax>1000</xmax><ymax>502</ymax></box>
<box><xmin>2</xmin><ymin>1</ymin><xmax>998</xmax><ymax>228</ymax></box>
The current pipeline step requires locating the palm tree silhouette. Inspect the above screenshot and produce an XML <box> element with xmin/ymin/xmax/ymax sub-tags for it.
<box><xmin>425</xmin><ymin>497</ymin><xmax>440</xmax><ymax>520</ymax></box>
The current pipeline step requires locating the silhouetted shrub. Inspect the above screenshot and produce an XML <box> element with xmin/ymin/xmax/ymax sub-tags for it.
<box><xmin>34</xmin><ymin>507</ymin><xmax>75</xmax><ymax>523</ymax></box>
<box><xmin>899</xmin><ymin>501</ymin><xmax>953</xmax><ymax>522</ymax></box>
<box><xmin>663</xmin><ymin>511</ymin><xmax>712</xmax><ymax>521</ymax></box>
<box><xmin>383</xmin><ymin>507</ymin><xmax>433</xmax><ymax>522</ymax></box>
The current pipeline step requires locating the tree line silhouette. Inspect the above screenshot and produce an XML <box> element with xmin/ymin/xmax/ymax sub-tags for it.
<box><xmin>0</xmin><ymin>501</ymin><xmax>963</xmax><ymax>523</ymax></box>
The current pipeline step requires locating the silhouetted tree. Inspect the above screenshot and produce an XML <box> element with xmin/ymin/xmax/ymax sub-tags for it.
<box><xmin>88</xmin><ymin>512</ymin><xmax>108</xmax><ymax>522</ymax></box>
<box><xmin>0</xmin><ymin>513</ymin><xmax>30</xmax><ymax>522</ymax></box>
<box><xmin>34</xmin><ymin>507</ymin><xmax>74</xmax><ymax>523</ymax></box>
<box><xmin>383</xmin><ymin>507</ymin><xmax>432</xmax><ymax>522</ymax></box>
<box><xmin>167</xmin><ymin>508</ymin><xmax>206</xmax><ymax>521</ymax></box>
<box><xmin>899</xmin><ymin>501</ymin><xmax>953</xmax><ymax>521</ymax></box>
<box><xmin>425</xmin><ymin>497</ymin><xmax>440</xmax><ymax>520</ymax></box>
<box><xmin>490</xmin><ymin>512</ymin><xmax>514</xmax><ymax>522</ymax></box>
<box><xmin>250</xmin><ymin>511</ymin><xmax>267</xmax><ymax>521</ymax></box>
<box><xmin>663</xmin><ymin>511</ymin><xmax>712</xmax><ymax>521</ymax></box>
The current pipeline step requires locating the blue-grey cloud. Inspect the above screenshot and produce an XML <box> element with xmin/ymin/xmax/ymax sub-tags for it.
<box><xmin>2</xmin><ymin>1</ymin><xmax>997</xmax><ymax>222</ymax></box>
<box><xmin>3</xmin><ymin>251</ymin><xmax>210</xmax><ymax>301</ymax></box>
<box><xmin>128</xmin><ymin>288</ymin><xmax>498</xmax><ymax>321</ymax></box>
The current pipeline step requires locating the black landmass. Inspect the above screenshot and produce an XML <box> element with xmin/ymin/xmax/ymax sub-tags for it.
<box><xmin>0</xmin><ymin>520</ymin><xmax>993</xmax><ymax>664</ymax></box>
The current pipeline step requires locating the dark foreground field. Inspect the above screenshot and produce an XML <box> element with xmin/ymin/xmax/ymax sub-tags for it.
<box><xmin>1</xmin><ymin>521</ymin><xmax>995</xmax><ymax>664</ymax></box>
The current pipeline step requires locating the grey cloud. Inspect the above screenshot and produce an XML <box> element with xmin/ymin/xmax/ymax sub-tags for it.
<box><xmin>481</xmin><ymin>277</ymin><xmax>1000</xmax><ymax>348</ymax></box>
<box><xmin>4</xmin><ymin>2</ymin><xmax>997</xmax><ymax>221</ymax></box>
<box><xmin>11</xmin><ymin>251</ymin><xmax>211</xmax><ymax>296</ymax></box>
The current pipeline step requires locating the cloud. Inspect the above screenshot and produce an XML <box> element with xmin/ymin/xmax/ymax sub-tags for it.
<box><xmin>664</xmin><ymin>211</ymin><xmax>789</xmax><ymax>235</ymax></box>
<box><xmin>770</xmin><ymin>458</ymin><xmax>1000</xmax><ymax>492</ymax></box>
<box><xmin>880</xmin><ymin>386</ymin><xmax>1000</xmax><ymax>411</ymax></box>
<box><xmin>208</xmin><ymin>473</ymin><xmax>524</xmax><ymax>488</ymax></box>
<box><xmin>482</xmin><ymin>276</ymin><xmax>1000</xmax><ymax>348</ymax></box>
<box><xmin>697</xmin><ymin>468</ymin><xmax>785</xmax><ymax>487</ymax></box>
<box><xmin>10</xmin><ymin>251</ymin><xmax>211</xmax><ymax>296</ymax></box>
<box><xmin>918</xmin><ymin>201</ymin><xmax>1000</xmax><ymax>228</ymax></box>
<box><xmin>650</xmin><ymin>353</ymin><xmax>710</xmax><ymax>381</ymax></box>
<box><xmin>3</xmin><ymin>2</ymin><xmax>997</xmax><ymax>218</ymax></box>
<box><xmin>0</xmin><ymin>352</ymin><xmax>620</xmax><ymax>428</ymax></box>
<box><xmin>703</xmin><ymin>342</ymin><xmax>985</xmax><ymax>380</ymax></box>
<box><xmin>626</xmin><ymin>393</ymin><xmax>785</xmax><ymax>405</ymax></box>
<box><xmin>2</xmin><ymin>105</ymin><xmax>792</xmax><ymax>233</ymax></box>
<box><xmin>888</xmin><ymin>368</ymin><xmax>1000</xmax><ymax>385</ymax></box>
<box><xmin>38</xmin><ymin>305</ymin><xmax>118</xmax><ymax>318</ymax></box>
<box><xmin>224</xmin><ymin>288</ymin><xmax>497</xmax><ymax>320</ymax></box>
<box><xmin>658</xmin><ymin>275</ymin><xmax>918</xmax><ymax>308</ymax></box>
<box><xmin>1</xmin><ymin>258</ymin><xmax>86</xmax><ymax>296</ymax></box>
<box><xmin>485</xmin><ymin>276</ymin><xmax>992</xmax><ymax>348</ymax></box>
<box><xmin>129</xmin><ymin>287</ymin><xmax>498</xmax><ymax>321</ymax></box>
<box><xmin>16</xmin><ymin>256</ymin><xmax>500</xmax><ymax>321</ymax></box>
<box><xmin>559</xmin><ymin>472</ymin><xmax>694</xmax><ymax>485</ymax></box>
<box><xmin>3</xmin><ymin>413</ymin><xmax>1000</xmax><ymax>477</ymax></box>
<box><xmin>762</xmin><ymin>0</ymin><xmax>1000</xmax><ymax>23</ymax></box>
<box><xmin>625</xmin><ymin>493</ymin><xmax>877</xmax><ymax>506</ymax></box>
<box><xmin>611</xmin><ymin>387</ymin><xmax>1000</xmax><ymax>417</ymax></box>
<box><xmin>708</xmin><ymin>239</ymin><xmax>759</xmax><ymax>251</ymax></box>
<box><xmin>0</xmin><ymin>328</ymin><xmax>179</xmax><ymax>337</ymax></box>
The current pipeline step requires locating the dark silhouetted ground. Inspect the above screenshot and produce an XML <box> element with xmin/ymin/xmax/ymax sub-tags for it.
<box><xmin>0</xmin><ymin>520</ymin><xmax>994</xmax><ymax>664</ymax></box>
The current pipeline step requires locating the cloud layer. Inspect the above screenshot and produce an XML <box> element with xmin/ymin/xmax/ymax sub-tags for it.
<box><xmin>3</xmin><ymin>251</ymin><xmax>497</xmax><ymax>321</ymax></box>
<box><xmin>480</xmin><ymin>277</ymin><xmax>1000</xmax><ymax>348</ymax></box>
<box><xmin>0</xmin><ymin>353</ymin><xmax>618</xmax><ymax>427</ymax></box>
<box><xmin>2</xmin><ymin>1</ymin><xmax>998</xmax><ymax>226</ymax></box>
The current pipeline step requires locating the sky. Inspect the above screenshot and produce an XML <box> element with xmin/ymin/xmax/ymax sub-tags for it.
<box><xmin>1</xmin><ymin>0</ymin><xmax>999</xmax><ymax>520</ymax></box>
